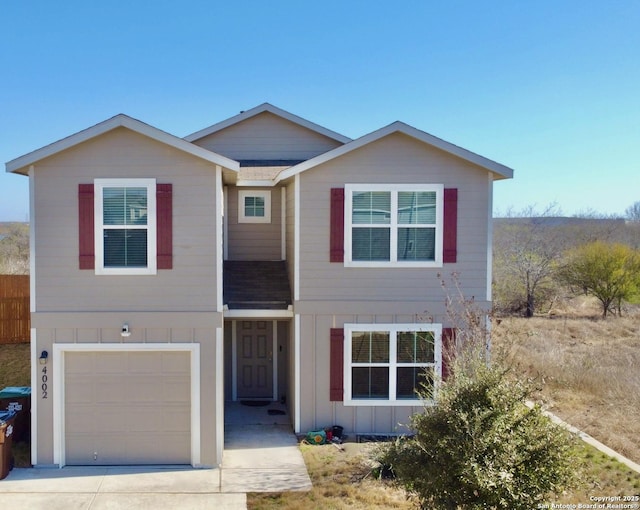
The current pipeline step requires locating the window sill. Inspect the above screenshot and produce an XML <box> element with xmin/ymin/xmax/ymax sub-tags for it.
<box><xmin>95</xmin><ymin>267</ymin><xmax>157</xmax><ymax>276</ymax></box>
<box><xmin>344</xmin><ymin>261</ymin><xmax>442</xmax><ymax>268</ymax></box>
<box><xmin>343</xmin><ymin>399</ymin><xmax>436</xmax><ymax>407</ymax></box>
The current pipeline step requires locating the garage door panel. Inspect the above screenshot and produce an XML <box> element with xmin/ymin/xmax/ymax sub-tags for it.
<box><xmin>96</xmin><ymin>352</ymin><xmax>127</xmax><ymax>373</ymax></box>
<box><xmin>127</xmin><ymin>352</ymin><xmax>161</xmax><ymax>373</ymax></box>
<box><xmin>162</xmin><ymin>352</ymin><xmax>191</xmax><ymax>373</ymax></box>
<box><xmin>65</xmin><ymin>351</ymin><xmax>191</xmax><ymax>465</ymax></box>
<box><xmin>159</xmin><ymin>407</ymin><xmax>191</xmax><ymax>432</ymax></box>
<box><xmin>65</xmin><ymin>379</ymin><xmax>95</xmax><ymax>404</ymax></box>
<box><xmin>122</xmin><ymin>434</ymin><xmax>190</xmax><ymax>464</ymax></box>
<box><xmin>163</xmin><ymin>378</ymin><xmax>191</xmax><ymax>401</ymax></box>
<box><xmin>94</xmin><ymin>378</ymin><xmax>127</xmax><ymax>403</ymax></box>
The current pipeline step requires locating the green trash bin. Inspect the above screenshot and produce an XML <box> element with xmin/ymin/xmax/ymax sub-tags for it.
<box><xmin>0</xmin><ymin>387</ymin><xmax>31</xmax><ymax>443</ymax></box>
<box><xmin>0</xmin><ymin>411</ymin><xmax>16</xmax><ymax>480</ymax></box>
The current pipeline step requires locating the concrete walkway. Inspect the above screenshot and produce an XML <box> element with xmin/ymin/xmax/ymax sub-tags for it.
<box><xmin>222</xmin><ymin>424</ymin><xmax>312</xmax><ymax>492</ymax></box>
<box><xmin>0</xmin><ymin>405</ymin><xmax>311</xmax><ymax>509</ymax></box>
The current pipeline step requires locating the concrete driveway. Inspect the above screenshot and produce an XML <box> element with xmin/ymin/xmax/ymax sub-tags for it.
<box><xmin>0</xmin><ymin>420</ymin><xmax>311</xmax><ymax>509</ymax></box>
<box><xmin>0</xmin><ymin>466</ymin><xmax>246</xmax><ymax>509</ymax></box>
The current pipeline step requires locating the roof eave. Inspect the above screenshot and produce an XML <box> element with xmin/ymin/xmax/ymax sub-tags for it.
<box><xmin>6</xmin><ymin>114</ymin><xmax>240</xmax><ymax>175</ymax></box>
<box><xmin>184</xmin><ymin>102</ymin><xmax>352</xmax><ymax>145</ymax></box>
<box><xmin>276</xmin><ymin>121</ymin><xmax>514</xmax><ymax>182</ymax></box>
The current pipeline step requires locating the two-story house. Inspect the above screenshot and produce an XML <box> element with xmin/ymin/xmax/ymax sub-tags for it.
<box><xmin>6</xmin><ymin>103</ymin><xmax>513</xmax><ymax>468</ymax></box>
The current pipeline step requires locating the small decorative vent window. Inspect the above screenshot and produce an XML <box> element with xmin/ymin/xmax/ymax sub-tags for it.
<box><xmin>238</xmin><ymin>190</ymin><xmax>271</xmax><ymax>224</ymax></box>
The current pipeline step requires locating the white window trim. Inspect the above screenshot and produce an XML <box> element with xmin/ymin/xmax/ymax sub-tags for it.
<box><xmin>94</xmin><ymin>178</ymin><xmax>157</xmax><ymax>275</ymax></box>
<box><xmin>238</xmin><ymin>189</ymin><xmax>271</xmax><ymax>224</ymax></box>
<box><xmin>344</xmin><ymin>183</ymin><xmax>444</xmax><ymax>268</ymax></box>
<box><xmin>343</xmin><ymin>323</ymin><xmax>442</xmax><ymax>407</ymax></box>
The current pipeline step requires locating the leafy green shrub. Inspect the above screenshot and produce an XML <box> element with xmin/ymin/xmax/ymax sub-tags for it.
<box><xmin>376</xmin><ymin>358</ymin><xmax>576</xmax><ymax>509</ymax></box>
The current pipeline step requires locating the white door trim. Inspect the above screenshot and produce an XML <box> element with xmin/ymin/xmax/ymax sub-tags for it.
<box><xmin>52</xmin><ymin>343</ymin><xmax>201</xmax><ymax>468</ymax></box>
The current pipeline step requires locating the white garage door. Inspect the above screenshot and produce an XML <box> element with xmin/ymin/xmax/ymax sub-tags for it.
<box><xmin>65</xmin><ymin>351</ymin><xmax>191</xmax><ymax>465</ymax></box>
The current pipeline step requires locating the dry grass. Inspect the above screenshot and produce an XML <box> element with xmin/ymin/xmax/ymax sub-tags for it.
<box><xmin>247</xmin><ymin>439</ymin><xmax>639</xmax><ymax>509</ymax></box>
<box><xmin>0</xmin><ymin>343</ymin><xmax>30</xmax><ymax>388</ymax></box>
<box><xmin>250</xmin><ymin>299</ymin><xmax>640</xmax><ymax>508</ymax></box>
<box><xmin>493</xmin><ymin>298</ymin><xmax>640</xmax><ymax>464</ymax></box>
<box><xmin>248</xmin><ymin>442</ymin><xmax>414</xmax><ymax>510</ymax></box>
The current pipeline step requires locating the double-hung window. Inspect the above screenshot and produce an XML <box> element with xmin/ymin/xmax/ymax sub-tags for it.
<box><xmin>94</xmin><ymin>178</ymin><xmax>157</xmax><ymax>275</ymax></box>
<box><xmin>344</xmin><ymin>324</ymin><xmax>442</xmax><ymax>406</ymax></box>
<box><xmin>344</xmin><ymin>184</ymin><xmax>443</xmax><ymax>267</ymax></box>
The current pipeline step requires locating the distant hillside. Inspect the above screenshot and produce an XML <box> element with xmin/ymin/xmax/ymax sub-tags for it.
<box><xmin>493</xmin><ymin>216</ymin><xmax>626</xmax><ymax>227</ymax></box>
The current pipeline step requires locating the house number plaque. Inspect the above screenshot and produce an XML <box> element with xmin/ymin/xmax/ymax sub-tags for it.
<box><xmin>41</xmin><ymin>365</ymin><xmax>48</xmax><ymax>399</ymax></box>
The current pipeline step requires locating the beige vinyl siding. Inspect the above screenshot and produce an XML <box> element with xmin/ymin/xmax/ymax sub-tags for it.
<box><xmin>298</xmin><ymin>312</ymin><xmax>435</xmax><ymax>435</ymax></box>
<box><xmin>191</xmin><ymin>112</ymin><xmax>343</xmax><ymax>161</ymax></box>
<box><xmin>226</xmin><ymin>187</ymin><xmax>282</xmax><ymax>260</ymax></box>
<box><xmin>297</xmin><ymin>132</ymin><xmax>493</xmax><ymax>304</ymax></box>
<box><xmin>31</xmin><ymin>127</ymin><xmax>220</xmax><ymax>312</ymax></box>
<box><xmin>285</xmin><ymin>180</ymin><xmax>296</xmax><ymax>297</ymax></box>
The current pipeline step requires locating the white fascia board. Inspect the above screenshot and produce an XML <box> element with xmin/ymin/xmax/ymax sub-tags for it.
<box><xmin>276</xmin><ymin>121</ymin><xmax>514</xmax><ymax>182</ymax></box>
<box><xmin>184</xmin><ymin>103</ymin><xmax>352</xmax><ymax>144</ymax></box>
<box><xmin>223</xmin><ymin>309</ymin><xmax>294</xmax><ymax>319</ymax></box>
<box><xmin>6</xmin><ymin>114</ymin><xmax>240</xmax><ymax>175</ymax></box>
<box><xmin>236</xmin><ymin>179</ymin><xmax>276</xmax><ymax>187</ymax></box>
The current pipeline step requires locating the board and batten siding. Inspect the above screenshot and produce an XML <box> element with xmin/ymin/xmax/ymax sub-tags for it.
<box><xmin>32</xmin><ymin>321</ymin><xmax>220</xmax><ymax>467</ymax></box>
<box><xmin>191</xmin><ymin>111</ymin><xmax>344</xmax><ymax>161</ymax></box>
<box><xmin>298</xmin><ymin>313</ymin><xmax>439</xmax><ymax>435</ymax></box>
<box><xmin>31</xmin><ymin>127</ymin><xmax>221</xmax><ymax>313</ymax></box>
<box><xmin>226</xmin><ymin>187</ymin><xmax>282</xmax><ymax>260</ymax></box>
<box><xmin>297</xmin><ymin>132</ymin><xmax>493</xmax><ymax>306</ymax></box>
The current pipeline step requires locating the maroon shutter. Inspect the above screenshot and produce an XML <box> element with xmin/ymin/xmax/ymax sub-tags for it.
<box><xmin>330</xmin><ymin>188</ymin><xmax>345</xmax><ymax>263</ymax></box>
<box><xmin>156</xmin><ymin>183</ymin><xmax>173</xmax><ymax>270</ymax></box>
<box><xmin>78</xmin><ymin>184</ymin><xmax>95</xmax><ymax>270</ymax></box>
<box><xmin>330</xmin><ymin>328</ymin><xmax>344</xmax><ymax>401</ymax></box>
<box><xmin>441</xmin><ymin>327</ymin><xmax>457</xmax><ymax>381</ymax></box>
<box><xmin>443</xmin><ymin>188</ymin><xmax>458</xmax><ymax>263</ymax></box>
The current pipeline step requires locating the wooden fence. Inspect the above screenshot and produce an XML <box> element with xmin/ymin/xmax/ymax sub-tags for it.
<box><xmin>0</xmin><ymin>275</ymin><xmax>30</xmax><ymax>344</ymax></box>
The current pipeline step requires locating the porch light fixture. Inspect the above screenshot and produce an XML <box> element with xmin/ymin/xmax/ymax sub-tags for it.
<box><xmin>39</xmin><ymin>350</ymin><xmax>48</xmax><ymax>365</ymax></box>
<box><xmin>121</xmin><ymin>323</ymin><xmax>131</xmax><ymax>338</ymax></box>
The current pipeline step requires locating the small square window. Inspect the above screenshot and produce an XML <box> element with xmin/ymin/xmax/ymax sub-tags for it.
<box><xmin>238</xmin><ymin>190</ymin><xmax>271</xmax><ymax>224</ymax></box>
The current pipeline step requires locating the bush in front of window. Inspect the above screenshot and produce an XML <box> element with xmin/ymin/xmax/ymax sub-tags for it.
<box><xmin>375</xmin><ymin>352</ymin><xmax>577</xmax><ymax>509</ymax></box>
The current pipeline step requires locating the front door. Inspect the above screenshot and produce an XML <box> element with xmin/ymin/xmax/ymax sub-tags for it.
<box><xmin>237</xmin><ymin>321</ymin><xmax>274</xmax><ymax>399</ymax></box>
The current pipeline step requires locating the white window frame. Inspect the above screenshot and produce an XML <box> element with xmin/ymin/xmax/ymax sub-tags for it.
<box><xmin>238</xmin><ymin>190</ymin><xmax>271</xmax><ymax>224</ymax></box>
<box><xmin>343</xmin><ymin>323</ymin><xmax>442</xmax><ymax>407</ymax></box>
<box><xmin>344</xmin><ymin>184</ymin><xmax>444</xmax><ymax>267</ymax></box>
<box><xmin>94</xmin><ymin>178</ymin><xmax>157</xmax><ymax>275</ymax></box>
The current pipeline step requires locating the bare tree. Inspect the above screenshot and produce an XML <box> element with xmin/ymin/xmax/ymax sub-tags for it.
<box><xmin>0</xmin><ymin>223</ymin><xmax>29</xmax><ymax>274</ymax></box>
<box><xmin>626</xmin><ymin>201</ymin><xmax>640</xmax><ymax>222</ymax></box>
<box><xmin>493</xmin><ymin>204</ymin><xmax>565</xmax><ymax>317</ymax></box>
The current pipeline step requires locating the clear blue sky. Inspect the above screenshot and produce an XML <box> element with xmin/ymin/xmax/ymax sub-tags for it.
<box><xmin>2</xmin><ymin>1</ymin><xmax>639</xmax><ymax>221</ymax></box>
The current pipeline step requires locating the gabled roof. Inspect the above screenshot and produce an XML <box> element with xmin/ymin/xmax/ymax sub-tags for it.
<box><xmin>276</xmin><ymin>121</ymin><xmax>514</xmax><ymax>182</ymax></box>
<box><xmin>184</xmin><ymin>102</ymin><xmax>352</xmax><ymax>145</ymax></box>
<box><xmin>6</xmin><ymin>114</ymin><xmax>240</xmax><ymax>175</ymax></box>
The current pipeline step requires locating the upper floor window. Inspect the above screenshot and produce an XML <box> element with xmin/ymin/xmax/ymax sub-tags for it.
<box><xmin>344</xmin><ymin>184</ymin><xmax>443</xmax><ymax>267</ymax></box>
<box><xmin>94</xmin><ymin>178</ymin><xmax>157</xmax><ymax>275</ymax></box>
<box><xmin>238</xmin><ymin>190</ymin><xmax>271</xmax><ymax>224</ymax></box>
